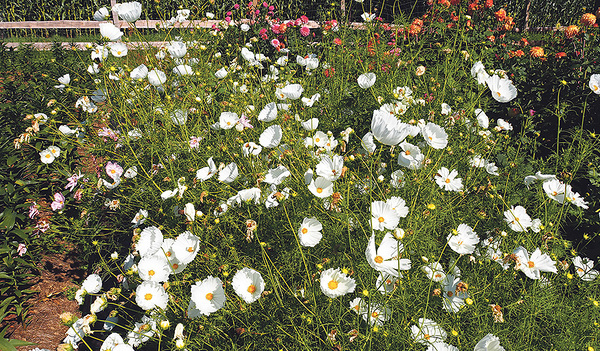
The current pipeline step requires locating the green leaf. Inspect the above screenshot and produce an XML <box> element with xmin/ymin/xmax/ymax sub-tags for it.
<box><xmin>0</xmin><ymin>209</ymin><xmax>15</xmax><ymax>231</ymax></box>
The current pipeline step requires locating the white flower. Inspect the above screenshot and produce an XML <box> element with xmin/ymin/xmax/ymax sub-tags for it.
<box><xmin>137</xmin><ymin>226</ymin><xmax>163</xmax><ymax>258</ymax></box>
<box><xmin>362</xmin><ymin>302</ymin><xmax>391</xmax><ymax>326</ymax></box>
<box><xmin>390</xmin><ymin>169</ymin><xmax>405</xmax><ymax>188</ymax></box>
<box><xmin>258</xmin><ymin>102</ymin><xmax>278</xmax><ymax>122</ymax></box>
<box><xmin>232</xmin><ymin>267</ymin><xmax>265</xmax><ymax>303</ymax></box>
<box><xmin>99</xmin><ymin>22</ymin><xmax>123</xmax><ymax>41</ymax></box>
<box><xmin>100</xmin><ymin>333</ymin><xmax>125</xmax><ymax>351</ymax></box>
<box><xmin>513</xmin><ymin>246</ymin><xmax>557</xmax><ymax>280</ymax></box>
<box><xmin>487</xmin><ymin>74</ymin><xmax>517</xmax><ymax>103</ymax></box>
<box><xmin>75</xmin><ymin>96</ymin><xmax>97</xmax><ymax>113</ymax></box>
<box><xmin>440</xmin><ymin>103</ymin><xmax>452</xmax><ymax>115</ymax></box>
<box><xmin>542</xmin><ymin>178</ymin><xmax>567</xmax><ymax>203</ymax></box>
<box><xmin>130</xmin><ymin>64</ymin><xmax>148</xmax><ymax>80</ymax></box>
<box><xmin>496</xmin><ymin>118</ymin><xmax>513</xmax><ymax>131</ymax></box>
<box><xmin>113</xmin><ymin>1</ymin><xmax>142</xmax><ymax>22</ymax></box>
<box><xmin>147</xmin><ymin>69</ymin><xmax>167</xmax><ymax>87</ymax></box>
<box><xmin>264</xmin><ymin>166</ymin><xmax>291</xmax><ymax>185</ymax></box>
<box><xmin>124</xmin><ymin>166</ymin><xmax>138</xmax><ymax>178</ymax></box>
<box><xmin>441</xmin><ymin>273</ymin><xmax>468</xmax><ymax>312</ymax></box>
<box><xmin>366</xmin><ymin>232</ymin><xmax>411</xmax><ymax>277</ymax></box>
<box><xmin>173</xmin><ymin>64</ymin><xmax>193</xmax><ymax>75</ymax></box>
<box><xmin>171</xmin><ymin>231</ymin><xmax>200</xmax><ymax>265</ymax></box>
<box><xmin>473</xmin><ymin>333</ymin><xmax>506</xmax><ymax>351</ymax></box>
<box><xmin>138</xmin><ymin>254</ymin><xmax>171</xmax><ymax>282</ymax></box>
<box><xmin>301</xmin><ymin>118</ymin><xmax>319</xmax><ymax>131</ymax></box>
<box><xmin>371</xmin><ymin>201</ymin><xmax>400</xmax><ymax>231</ymax></box>
<box><xmin>471</xmin><ymin>61</ymin><xmax>490</xmax><ymax>85</ymax></box>
<box><xmin>189</xmin><ymin>276</ymin><xmax>226</xmax><ymax>316</ymax></box>
<box><xmin>93</xmin><ymin>7</ymin><xmax>110</xmax><ymax>21</ymax></box>
<box><xmin>259</xmin><ymin>125</ymin><xmax>283</xmax><ymax>148</ymax></box>
<box><xmin>434</xmin><ymin>167</ymin><xmax>463</xmax><ymax>192</ymax></box>
<box><xmin>357</xmin><ymin>72</ymin><xmax>376</xmax><ymax>89</ymax></box>
<box><xmin>371</xmin><ymin>110</ymin><xmax>411</xmax><ymax>145</ymax></box>
<box><xmin>422</xmin><ymin>122</ymin><xmax>448</xmax><ymax>149</ymax></box>
<box><xmin>109</xmin><ymin>42</ymin><xmax>128</xmax><ymax>57</ymax></box>
<box><xmin>135</xmin><ymin>281</ymin><xmax>169</xmax><ymax>310</ymax></box>
<box><xmin>411</xmin><ymin>318</ymin><xmax>447</xmax><ymax>346</ymax></box>
<box><xmin>447</xmin><ymin>224</ymin><xmax>479</xmax><ymax>255</ymax></box>
<box><xmin>228</xmin><ymin>188</ymin><xmax>262</xmax><ymax>206</ymax></box>
<box><xmin>361</xmin><ymin>12</ymin><xmax>375</xmax><ymax>22</ymax></box>
<box><xmin>386</xmin><ymin>196</ymin><xmax>409</xmax><ymax>217</ymax></box>
<box><xmin>215</xmin><ymin>67</ymin><xmax>228</xmax><ymax>79</ymax></box>
<box><xmin>308</xmin><ymin>177</ymin><xmax>334</xmax><ymax>198</ymax></box>
<box><xmin>219</xmin><ymin>111</ymin><xmax>239</xmax><ymax>130</ymax></box>
<box><xmin>361</xmin><ymin>132</ymin><xmax>377</xmax><ymax>154</ymax></box>
<box><xmin>40</xmin><ymin>149</ymin><xmax>56</xmax><ymax>164</ymax></box>
<box><xmin>91</xmin><ymin>45</ymin><xmax>109</xmax><ymax>61</ymax></box>
<box><xmin>167</xmin><ymin>41</ymin><xmax>187</xmax><ymax>58</ymax></box>
<box><xmin>504</xmin><ymin>205</ymin><xmax>532</xmax><ymax>232</ymax></box>
<box><xmin>206</xmin><ymin>12</ymin><xmax>215</xmax><ymax>19</ymax></box>
<box><xmin>196</xmin><ymin>157</ymin><xmax>217</xmax><ymax>181</ymax></box>
<box><xmin>242</xmin><ymin>142</ymin><xmax>262</xmax><ymax>157</ymax></box>
<box><xmin>298</xmin><ymin>217</ymin><xmax>323</xmax><ymax>247</ymax></box>
<box><xmin>82</xmin><ymin>274</ymin><xmax>103</xmax><ymax>294</ymax></box>
<box><xmin>315</xmin><ymin>155</ymin><xmax>344</xmax><ymax>182</ymax></box>
<box><xmin>320</xmin><ymin>268</ymin><xmax>356</xmax><ymax>298</ymax></box>
<box><xmin>422</xmin><ymin>262</ymin><xmax>446</xmax><ymax>282</ymax></box>
<box><xmin>572</xmin><ymin>256</ymin><xmax>599</xmax><ymax>281</ymax></box>
<box><xmin>280</xmin><ymin>83</ymin><xmax>304</xmax><ymax>100</ymax></box>
<box><xmin>397</xmin><ymin>141</ymin><xmax>424</xmax><ymax>170</ymax></box>
<box><xmin>589</xmin><ymin>74</ymin><xmax>600</xmax><ymax>94</ymax></box>
<box><xmin>217</xmin><ymin>162</ymin><xmax>239</xmax><ymax>183</ymax></box>
<box><xmin>475</xmin><ymin>108</ymin><xmax>489</xmax><ymax>128</ymax></box>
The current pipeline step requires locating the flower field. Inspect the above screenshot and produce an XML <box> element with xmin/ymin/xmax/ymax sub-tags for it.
<box><xmin>2</xmin><ymin>1</ymin><xmax>600</xmax><ymax>350</ymax></box>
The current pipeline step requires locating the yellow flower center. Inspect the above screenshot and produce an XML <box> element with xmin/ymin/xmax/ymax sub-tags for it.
<box><xmin>45</xmin><ymin>154</ymin><xmax>52</xmax><ymax>158</ymax></box>
<box><xmin>405</xmin><ymin>150</ymin><xmax>411</xmax><ymax>155</ymax></box>
<box><xmin>172</xmin><ymin>263</ymin><xmax>179</xmax><ymax>269</ymax></box>
<box><xmin>315</xmin><ymin>138</ymin><xmax>320</xmax><ymax>143</ymax></box>
<box><xmin>187</xmin><ymin>247</ymin><xmax>194</xmax><ymax>252</ymax></box>
<box><xmin>371</xmin><ymin>311</ymin><xmax>379</xmax><ymax>318</ymax></box>
<box><xmin>378</xmin><ymin>216</ymin><xmax>385</xmax><ymax>223</ymax></box>
<box><xmin>148</xmin><ymin>270</ymin><xmax>155</xmax><ymax>276</ymax></box>
<box><xmin>316</xmin><ymin>188</ymin><xmax>323</xmax><ymax>193</ymax></box>
<box><xmin>206</xmin><ymin>293</ymin><xmax>214</xmax><ymax>300</ymax></box>
<box><xmin>328</xmin><ymin>280</ymin><xmax>339</xmax><ymax>290</ymax></box>
<box><xmin>301</xmin><ymin>228</ymin><xmax>308</xmax><ymax>234</ymax></box>
<box><xmin>144</xmin><ymin>293</ymin><xmax>153</xmax><ymax>300</ymax></box>
<box><xmin>445</xmin><ymin>178</ymin><xmax>451</xmax><ymax>183</ymax></box>
<box><xmin>247</xmin><ymin>284</ymin><xmax>256</xmax><ymax>293</ymax></box>
<box><xmin>424</xmin><ymin>334</ymin><xmax>431</xmax><ymax>340</ymax></box>
<box><xmin>528</xmin><ymin>261</ymin><xmax>535</xmax><ymax>268</ymax></box>
<box><xmin>447</xmin><ymin>291</ymin><xmax>453</xmax><ymax>297</ymax></box>
<box><xmin>374</xmin><ymin>255</ymin><xmax>383</xmax><ymax>264</ymax></box>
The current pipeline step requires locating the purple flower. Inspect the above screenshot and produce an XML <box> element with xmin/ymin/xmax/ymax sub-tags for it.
<box><xmin>17</xmin><ymin>243</ymin><xmax>27</xmax><ymax>256</ymax></box>
<box><xmin>106</xmin><ymin>161</ymin><xmax>124</xmax><ymax>181</ymax></box>
<box><xmin>238</xmin><ymin>113</ymin><xmax>254</xmax><ymax>129</ymax></box>
<box><xmin>51</xmin><ymin>192</ymin><xmax>65</xmax><ymax>211</ymax></box>
<box><xmin>28</xmin><ymin>202</ymin><xmax>39</xmax><ymax>219</ymax></box>
<box><xmin>65</xmin><ymin>171</ymin><xmax>84</xmax><ymax>192</ymax></box>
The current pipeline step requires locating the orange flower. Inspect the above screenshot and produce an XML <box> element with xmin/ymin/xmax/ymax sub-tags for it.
<box><xmin>520</xmin><ymin>38</ymin><xmax>529</xmax><ymax>46</ymax></box>
<box><xmin>484</xmin><ymin>0</ymin><xmax>493</xmax><ymax>9</ymax></box>
<box><xmin>555</xmin><ymin>52</ymin><xmax>567</xmax><ymax>59</ymax></box>
<box><xmin>565</xmin><ymin>25</ymin><xmax>579</xmax><ymax>39</ymax></box>
<box><xmin>503</xmin><ymin>16</ymin><xmax>515</xmax><ymax>31</ymax></box>
<box><xmin>495</xmin><ymin>8</ymin><xmax>506</xmax><ymax>22</ymax></box>
<box><xmin>438</xmin><ymin>0</ymin><xmax>451</xmax><ymax>7</ymax></box>
<box><xmin>529</xmin><ymin>46</ymin><xmax>545</xmax><ymax>58</ymax></box>
<box><xmin>333</xmin><ymin>38</ymin><xmax>342</xmax><ymax>45</ymax></box>
<box><xmin>509</xmin><ymin>50</ymin><xmax>525</xmax><ymax>58</ymax></box>
<box><xmin>581</xmin><ymin>13</ymin><xmax>596</xmax><ymax>27</ymax></box>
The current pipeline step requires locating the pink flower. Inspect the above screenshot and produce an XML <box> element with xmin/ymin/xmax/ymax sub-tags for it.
<box><xmin>65</xmin><ymin>171</ymin><xmax>83</xmax><ymax>192</ymax></box>
<box><xmin>300</xmin><ymin>26</ymin><xmax>310</xmax><ymax>37</ymax></box>
<box><xmin>225</xmin><ymin>16</ymin><xmax>231</xmax><ymax>22</ymax></box>
<box><xmin>98</xmin><ymin>127</ymin><xmax>119</xmax><ymax>141</ymax></box>
<box><xmin>259</xmin><ymin>28</ymin><xmax>268</xmax><ymax>36</ymax></box>
<box><xmin>300</xmin><ymin>15</ymin><xmax>309</xmax><ymax>24</ymax></box>
<box><xmin>271</xmin><ymin>39</ymin><xmax>281</xmax><ymax>48</ymax></box>
<box><xmin>262</xmin><ymin>2</ymin><xmax>268</xmax><ymax>7</ymax></box>
<box><xmin>189</xmin><ymin>136</ymin><xmax>202</xmax><ymax>149</ymax></box>
<box><xmin>269</xmin><ymin>5</ymin><xmax>274</xmax><ymax>11</ymax></box>
<box><xmin>106</xmin><ymin>161</ymin><xmax>123</xmax><ymax>181</ymax></box>
<box><xmin>51</xmin><ymin>192</ymin><xmax>65</xmax><ymax>211</ymax></box>
<box><xmin>271</xmin><ymin>24</ymin><xmax>281</xmax><ymax>34</ymax></box>
<box><xmin>74</xmin><ymin>189</ymin><xmax>83</xmax><ymax>201</ymax></box>
<box><xmin>36</xmin><ymin>219</ymin><xmax>50</xmax><ymax>233</ymax></box>
<box><xmin>234</xmin><ymin>3</ymin><xmax>240</xmax><ymax>9</ymax></box>
<box><xmin>238</xmin><ymin>113</ymin><xmax>254</xmax><ymax>129</ymax></box>
<box><xmin>17</xmin><ymin>243</ymin><xmax>27</xmax><ymax>256</ymax></box>
<box><xmin>28</xmin><ymin>202</ymin><xmax>39</xmax><ymax>219</ymax></box>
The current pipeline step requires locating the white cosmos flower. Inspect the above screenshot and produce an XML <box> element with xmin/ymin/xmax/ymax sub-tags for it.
<box><xmin>441</xmin><ymin>103</ymin><xmax>452</xmax><ymax>115</ymax></box>
<box><xmin>390</xmin><ymin>169</ymin><xmax>405</xmax><ymax>188</ymax></box>
<box><xmin>258</xmin><ymin>102</ymin><xmax>278</xmax><ymax>122</ymax></box>
<box><xmin>542</xmin><ymin>178</ymin><xmax>567</xmax><ymax>203</ymax></box>
<box><xmin>371</xmin><ymin>110</ymin><xmax>410</xmax><ymax>145</ymax></box>
<box><xmin>589</xmin><ymin>74</ymin><xmax>600</xmax><ymax>94</ymax></box>
<box><xmin>147</xmin><ymin>69</ymin><xmax>167</xmax><ymax>87</ymax></box>
<box><xmin>242</xmin><ymin>142</ymin><xmax>262</xmax><ymax>156</ymax></box>
<box><xmin>362</xmin><ymin>302</ymin><xmax>391</xmax><ymax>326</ymax></box>
<box><xmin>474</xmin><ymin>333</ymin><xmax>506</xmax><ymax>351</ymax></box>
<box><xmin>320</xmin><ymin>268</ymin><xmax>356</xmax><ymax>298</ymax></box>
<box><xmin>217</xmin><ymin>162</ymin><xmax>239</xmax><ymax>183</ymax></box>
<box><xmin>280</xmin><ymin>83</ymin><xmax>304</xmax><ymax>100</ymax></box>
<box><xmin>301</xmin><ymin>118</ymin><xmax>319</xmax><ymax>131</ymax></box>
<box><xmin>173</xmin><ymin>64</ymin><xmax>193</xmax><ymax>75</ymax></box>
<box><xmin>572</xmin><ymin>256</ymin><xmax>599</xmax><ymax>281</ymax></box>
<box><xmin>487</xmin><ymin>74</ymin><xmax>517</xmax><ymax>103</ymax></box>
<box><xmin>109</xmin><ymin>42</ymin><xmax>127</xmax><ymax>57</ymax></box>
<box><xmin>228</xmin><ymin>188</ymin><xmax>262</xmax><ymax>206</ymax></box>
<box><xmin>411</xmin><ymin>318</ymin><xmax>447</xmax><ymax>346</ymax></box>
<box><xmin>447</xmin><ymin>223</ymin><xmax>480</xmax><ymax>255</ymax></box>
<box><xmin>259</xmin><ymin>125</ymin><xmax>283</xmax><ymax>148</ymax></box>
<box><xmin>470</xmin><ymin>61</ymin><xmax>490</xmax><ymax>85</ymax></box>
<box><xmin>496</xmin><ymin>118</ymin><xmax>513</xmax><ymax>131</ymax></box>
<box><xmin>40</xmin><ymin>149</ymin><xmax>56</xmax><ymax>164</ymax></box>
<box><xmin>361</xmin><ymin>12</ymin><xmax>375</xmax><ymax>22</ymax></box>
<box><xmin>93</xmin><ymin>7</ymin><xmax>110</xmax><ymax>21</ymax></box>
<box><xmin>371</xmin><ymin>201</ymin><xmax>400</xmax><ymax>231</ymax></box>
<box><xmin>137</xmin><ymin>226</ymin><xmax>163</xmax><ymax>258</ymax></box>
<box><xmin>475</xmin><ymin>108</ymin><xmax>489</xmax><ymax>128</ymax></box>
<box><xmin>397</xmin><ymin>141</ymin><xmax>424</xmax><ymax>170</ymax></box>
<box><xmin>512</xmin><ymin>246</ymin><xmax>557</xmax><ymax>280</ymax></box>
<box><xmin>215</xmin><ymin>67</ymin><xmax>228</xmax><ymax>79</ymax></box>
<box><xmin>361</xmin><ymin>132</ymin><xmax>377</xmax><ymax>153</ymax></box>
<box><xmin>301</xmin><ymin>93</ymin><xmax>321</xmax><ymax>107</ymax></box>
<box><xmin>435</xmin><ymin>167</ymin><xmax>463</xmax><ymax>192</ymax></box>
<box><xmin>100</xmin><ymin>333</ymin><xmax>124</xmax><ymax>350</ymax></box>
<box><xmin>171</xmin><ymin>231</ymin><xmax>200</xmax><ymax>265</ymax></box>
<box><xmin>232</xmin><ymin>267</ymin><xmax>265</xmax><ymax>303</ymax></box>
<box><xmin>113</xmin><ymin>1</ymin><xmax>142</xmax><ymax>22</ymax></box>
<box><xmin>422</xmin><ymin>122</ymin><xmax>448</xmax><ymax>149</ymax></box>
<box><xmin>298</xmin><ymin>217</ymin><xmax>323</xmax><ymax>247</ymax></box>
<box><xmin>376</xmin><ymin>272</ymin><xmax>398</xmax><ymax>295</ymax></box>
<box><xmin>315</xmin><ymin>155</ymin><xmax>344</xmax><ymax>181</ymax></box>
<box><xmin>135</xmin><ymin>281</ymin><xmax>168</xmax><ymax>310</ymax></box>
<box><xmin>357</xmin><ymin>72</ymin><xmax>376</xmax><ymax>89</ymax></box>
<box><xmin>441</xmin><ymin>273</ymin><xmax>469</xmax><ymax>312</ymax></box>
<box><xmin>366</xmin><ymin>232</ymin><xmax>411</xmax><ymax>277</ymax></box>
<box><xmin>130</xmin><ymin>64</ymin><xmax>148</xmax><ymax>80</ymax></box>
<box><xmin>138</xmin><ymin>254</ymin><xmax>171</xmax><ymax>282</ymax></box>
<box><xmin>167</xmin><ymin>41</ymin><xmax>187</xmax><ymax>58</ymax></box>
<box><xmin>189</xmin><ymin>276</ymin><xmax>226</xmax><ymax>316</ymax></box>
<box><xmin>422</xmin><ymin>262</ymin><xmax>446</xmax><ymax>282</ymax></box>
<box><xmin>308</xmin><ymin>177</ymin><xmax>333</xmax><ymax>198</ymax></box>
<box><xmin>196</xmin><ymin>157</ymin><xmax>217</xmax><ymax>181</ymax></box>
<box><xmin>82</xmin><ymin>274</ymin><xmax>103</xmax><ymax>294</ymax></box>
<box><xmin>99</xmin><ymin>22</ymin><xmax>123</xmax><ymax>41</ymax></box>
<box><xmin>264</xmin><ymin>166</ymin><xmax>291</xmax><ymax>185</ymax></box>
<box><xmin>386</xmin><ymin>196</ymin><xmax>409</xmax><ymax>217</ymax></box>
<box><xmin>219</xmin><ymin>111</ymin><xmax>239</xmax><ymax>130</ymax></box>
<box><xmin>504</xmin><ymin>205</ymin><xmax>532</xmax><ymax>232</ymax></box>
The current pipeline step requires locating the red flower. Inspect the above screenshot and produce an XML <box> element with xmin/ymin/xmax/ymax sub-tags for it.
<box><xmin>333</xmin><ymin>38</ymin><xmax>342</xmax><ymax>45</ymax></box>
<box><xmin>323</xmin><ymin>68</ymin><xmax>335</xmax><ymax>77</ymax></box>
<box><xmin>555</xmin><ymin>52</ymin><xmax>567</xmax><ymax>59</ymax></box>
<box><xmin>495</xmin><ymin>8</ymin><xmax>506</xmax><ymax>22</ymax></box>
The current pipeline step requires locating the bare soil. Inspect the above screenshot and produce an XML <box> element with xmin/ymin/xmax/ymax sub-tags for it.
<box><xmin>4</xmin><ymin>250</ymin><xmax>84</xmax><ymax>351</ymax></box>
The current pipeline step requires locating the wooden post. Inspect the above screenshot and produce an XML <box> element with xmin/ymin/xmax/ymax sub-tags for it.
<box><xmin>111</xmin><ymin>0</ymin><xmax>120</xmax><ymax>26</ymax></box>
